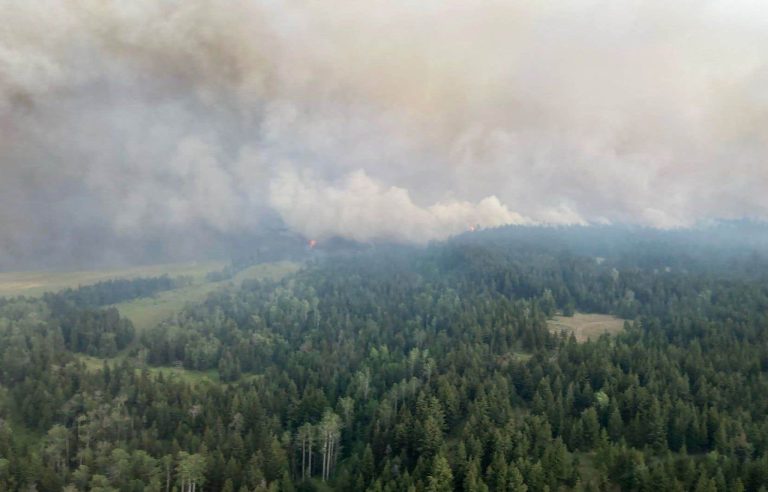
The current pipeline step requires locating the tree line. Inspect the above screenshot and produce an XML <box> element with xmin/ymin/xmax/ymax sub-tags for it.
<box><xmin>0</xmin><ymin>232</ymin><xmax>767</xmax><ymax>490</ymax></box>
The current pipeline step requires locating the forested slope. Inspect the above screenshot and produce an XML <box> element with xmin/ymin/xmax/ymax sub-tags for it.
<box><xmin>1</xmin><ymin>228</ymin><xmax>767</xmax><ymax>491</ymax></box>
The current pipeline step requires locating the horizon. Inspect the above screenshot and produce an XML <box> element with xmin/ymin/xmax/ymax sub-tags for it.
<box><xmin>3</xmin><ymin>0</ymin><xmax>768</xmax><ymax>269</ymax></box>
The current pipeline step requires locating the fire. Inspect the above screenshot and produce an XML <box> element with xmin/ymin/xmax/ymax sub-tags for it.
<box><xmin>468</xmin><ymin>225</ymin><xmax>477</xmax><ymax>232</ymax></box>
<box><xmin>308</xmin><ymin>239</ymin><xmax>318</xmax><ymax>249</ymax></box>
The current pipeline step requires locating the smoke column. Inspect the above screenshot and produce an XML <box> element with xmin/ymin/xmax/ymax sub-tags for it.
<box><xmin>2</xmin><ymin>0</ymin><xmax>767</xmax><ymax>265</ymax></box>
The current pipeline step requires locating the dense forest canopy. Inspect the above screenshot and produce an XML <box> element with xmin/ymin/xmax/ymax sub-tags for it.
<box><xmin>1</xmin><ymin>225</ymin><xmax>768</xmax><ymax>491</ymax></box>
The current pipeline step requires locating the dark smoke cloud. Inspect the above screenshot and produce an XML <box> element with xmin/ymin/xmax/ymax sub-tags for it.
<box><xmin>2</xmin><ymin>0</ymin><xmax>767</xmax><ymax>267</ymax></box>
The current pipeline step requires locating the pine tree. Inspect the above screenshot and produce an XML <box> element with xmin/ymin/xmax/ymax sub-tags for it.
<box><xmin>507</xmin><ymin>463</ymin><xmax>527</xmax><ymax>492</ymax></box>
<box><xmin>427</xmin><ymin>455</ymin><xmax>454</xmax><ymax>492</ymax></box>
<box><xmin>485</xmin><ymin>451</ymin><xmax>508</xmax><ymax>490</ymax></box>
<box><xmin>464</xmin><ymin>458</ymin><xmax>489</xmax><ymax>492</ymax></box>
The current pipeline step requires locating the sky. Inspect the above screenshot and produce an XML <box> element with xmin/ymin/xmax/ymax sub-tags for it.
<box><xmin>2</xmin><ymin>0</ymin><xmax>768</xmax><ymax>267</ymax></box>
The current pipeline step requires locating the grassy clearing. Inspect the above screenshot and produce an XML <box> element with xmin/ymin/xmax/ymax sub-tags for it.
<box><xmin>6</xmin><ymin>260</ymin><xmax>297</xmax><ymax>392</ymax></box>
<box><xmin>114</xmin><ymin>260</ymin><xmax>300</xmax><ymax>332</ymax></box>
<box><xmin>232</xmin><ymin>260</ymin><xmax>301</xmax><ymax>283</ymax></box>
<box><xmin>77</xmin><ymin>355</ymin><xmax>220</xmax><ymax>385</ymax></box>
<box><xmin>0</xmin><ymin>259</ymin><xmax>300</xmax><ymax>332</ymax></box>
<box><xmin>496</xmin><ymin>350</ymin><xmax>534</xmax><ymax>367</ymax></box>
<box><xmin>74</xmin><ymin>261</ymin><xmax>299</xmax><ymax>383</ymax></box>
<box><xmin>145</xmin><ymin>366</ymin><xmax>221</xmax><ymax>385</ymax></box>
<box><xmin>114</xmin><ymin>282</ymin><xmax>223</xmax><ymax>332</ymax></box>
<box><xmin>77</xmin><ymin>355</ymin><xmax>262</xmax><ymax>387</ymax></box>
<box><xmin>0</xmin><ymin>260</ymin><xmax>225</xmax><ymax>298</ymax></box>
<box><xmin>548</xmin><ymin>312</ymin><xmax>625</xmax><ymax>342</ymax></box>
<box><xmin>77</xmin><ymin>354</ymin><xmax>109</xmax><ymax>372</ymax></box>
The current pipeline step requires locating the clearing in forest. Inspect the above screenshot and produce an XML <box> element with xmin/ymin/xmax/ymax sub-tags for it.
<box><xmin>0</xmin><ymin>260</ymin><xmax>225</xmax><ymax>297</ymax></box>
<box><xmin>75</xmin><ymin>260</ymin><xmax>300</xmax><ymax>376</ymax></box>
<box><xmin>114</xmin><ymin>260</ymin><xmax>300</xmax><ymax>331</ymax></box>
<box><xmin>548</xmin><ymin>312</ymin><xmax>625</xmax><ymax>342</ymax></box>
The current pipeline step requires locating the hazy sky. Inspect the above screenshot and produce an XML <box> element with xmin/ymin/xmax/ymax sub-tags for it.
<box><xmin>2</xmin><ymin>0</ymin><xmax>767</xmax><ymax>265</ymax></box>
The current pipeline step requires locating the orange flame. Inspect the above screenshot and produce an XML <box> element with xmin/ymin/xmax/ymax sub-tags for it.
<box><xmin>308</xmin><ymin>239</ymin><xmax>318</xmax><ymax>249</ymax></box>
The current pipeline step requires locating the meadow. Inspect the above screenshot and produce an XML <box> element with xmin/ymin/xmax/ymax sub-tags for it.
<box><xmin>0</xmin><ymin>260</ymin><xmax>225</xmax><ymax>298</ymax></box>
<box><xmin>0</xmin><ymin>259</ymin><xmax>300</xmax><ymax>379</ymax></box>
<box><xmin>547</xmin><ymin>312</ymin><xmax>626</xmax><ymax>342</ymax></box>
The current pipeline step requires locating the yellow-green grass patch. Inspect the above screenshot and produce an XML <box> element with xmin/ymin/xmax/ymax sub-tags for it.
<box><xmin>114</xmin><ymin>282</ymin><xmax>224</xmax><ymax>332</ymax></box>
<box><xmin>77</xmin><ymin>355</ymin><xmax>220</xmax><ymax>385</ymax></box>
<box><xmin>114</xmin><ymin>260</ymin><xmax>300</xmax><ymax>332</ymax></box>
<box><xmin>548</xmin><ymin>312</ymin><xmax>626</xmax><ymax>342</ymax></box>
<box><xmin>496</xmin><ymin>351</ymin><xmax>534</xmax><ymax>367</ymax></box>
<box><xmin>0</xmin><ymin>260</ymin><xmax>226</xmax><ymax>298</ymax></box>
<box><xmin>232</xmin><ymin>260</ymin><xmax>302</xmax><ymax>283</ymax></box>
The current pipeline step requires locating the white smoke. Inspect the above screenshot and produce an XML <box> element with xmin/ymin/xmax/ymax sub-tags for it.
<box><xmin>270</xmin><ymin>168</ymin><xmax>534</xmax><ymax>244</ymax></box>
<box><xmin>2</xmin><ymin>0</ymin><xmax>768</xmax><ymax>262</ymax></box>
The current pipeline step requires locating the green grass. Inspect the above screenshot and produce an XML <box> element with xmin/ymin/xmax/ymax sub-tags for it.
<box><xmin>496</xmin><ymin>350</ymin><xmax>533</xmax><ymax>367</ymax></box>
<box><xmin>145</xmin><ymin>366</ymin><xmax>221</xmax><ymax>385</ymax></box>
<box><xmin>73</xmin><ymin>260</ymin><xmax>300</xmax><ymax>383</ymax></box>
<box><xmin>78</xmin><ymin>355</ymin><xmax>263</xmax><ymax>387</ymax></box>
<box><xmin>114</xmin><ymin>282</ymin><xmax>222</xmax><ymax>332</ymax></box>
<box><xmin>78</xmin><ymin>355</ymin><xmax>220</xmax><ymax>385</ymax></box>
<box><xmin>0</xmin><ymin>259</ymin><xmax>300</xmax><ymax>331</ymax></box>
<box><xmin>0</xmin><ymin>260</ymin><xmax>226</xmax><ymax>298</ymax></box>
<box><xmin>232</xmin><ymin>261</ymin><xmax>301</xmax><ymax>283</ymax></box>
<box><xmin>113</xmin><ymin>260</ymin><xmax>300</xmax><ymax>332</ymax></box>
<box><xmin>78</xmin><ymin>354</ymin><xmax>109</xmax><ymax>372</ymax></box>
<box><xmin>548</xmin><ymin>312</ymin><xmax>625</xmax><ymax>342</ymax></box>
<box><xmin>5</xmin><ymin>260</ymin><xmax>297</xmax><ymax>392</ymax></box>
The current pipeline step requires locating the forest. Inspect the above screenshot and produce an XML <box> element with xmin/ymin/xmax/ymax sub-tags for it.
<box><xmin>1</xmin><ymin>226</ymin><xmax>767</xmax><ymax>491</ymax></box>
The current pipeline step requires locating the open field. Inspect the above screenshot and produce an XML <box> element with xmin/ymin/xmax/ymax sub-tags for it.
<box><xmin>113</xmin><ymin>282</ymin><xmax>222</xmax><ymax>332</ymax></box>
<box><xmin>73</xmin><ymin>261</ymin><xmax>300</xmax><ymax>382</ymax></box>
<box><xmin>232</xmin><ymin>261</ymin><xmax>301</xmax><ymax>284</ymax></box>
<box><xmin>0</xmin><ymin>260</ymin><xmax>300</xmax><ymax>332</ymax></box>
<box><xmin>548</xmin><ymin>312</ymin><xmax>625</xmax><ymax>342</ymax></box>
<box><xmin>0</xmin><ymin>260</ymin><xmax>226</xmax><ymax>298</ymax></box>
<box><xmin>113</xmin><ymin>260</ymin><xmax>300</xmax><ymax>331</ymax></box>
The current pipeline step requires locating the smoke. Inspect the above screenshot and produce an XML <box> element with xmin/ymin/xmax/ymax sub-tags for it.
<box><xmin>270</xmin><ymin>168</ymin><xmax>534</xmax><ymax>244</ymax></box>
<box><xmin>1</xmin><ymin>0</ymin><xmax>767</xmax><ymax>266</ymax></box>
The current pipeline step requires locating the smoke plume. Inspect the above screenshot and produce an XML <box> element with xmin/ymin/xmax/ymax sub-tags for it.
<box><xmin>2</xmin><ymin>0</ymin><xmax>767</xmax><ymax>266</ymax></box>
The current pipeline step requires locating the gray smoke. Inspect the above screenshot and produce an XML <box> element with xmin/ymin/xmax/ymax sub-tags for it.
<box><xmin>2</xmin><ymin>0</ymin><xmax>768</xmax><ymax>266</ymax></box>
